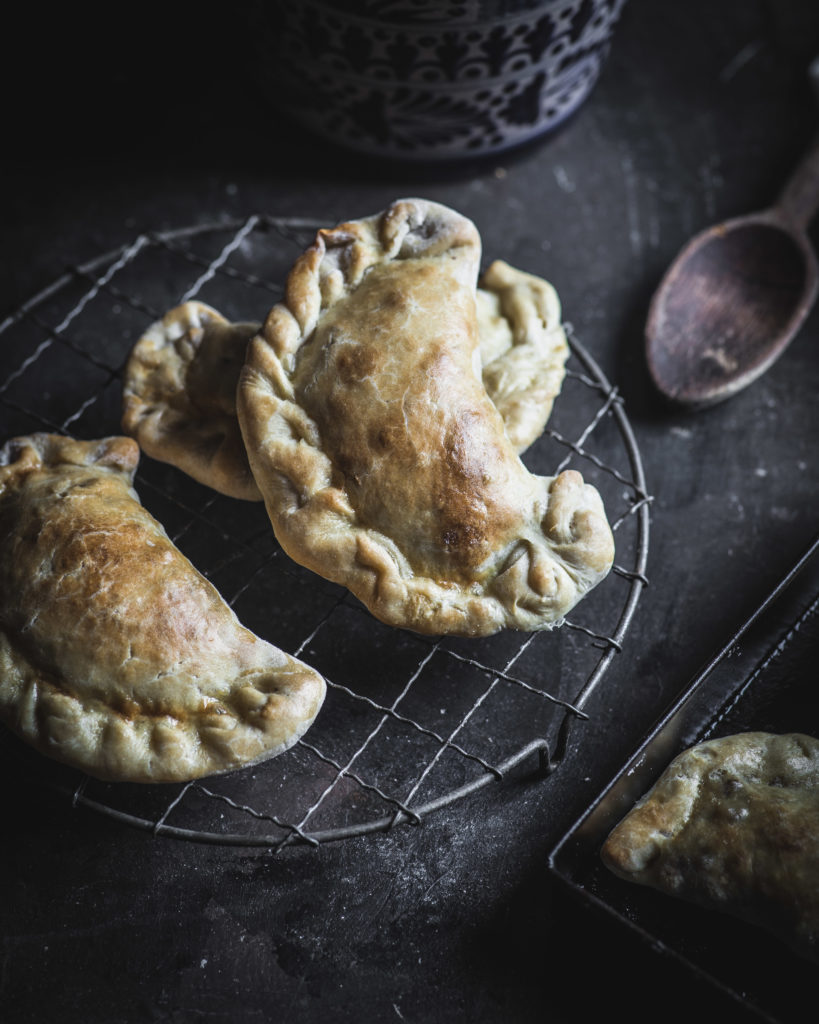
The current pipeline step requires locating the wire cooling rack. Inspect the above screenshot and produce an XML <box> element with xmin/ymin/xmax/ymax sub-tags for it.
<box><xmin>0</xmin><ymin>214</ymin><xmax>650</xmax><ymax>850</ymax></box>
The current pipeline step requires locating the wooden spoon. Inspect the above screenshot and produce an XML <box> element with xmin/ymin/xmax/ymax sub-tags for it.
<box><xmin>645</xmin><ymin>134</ymin><xmax>819</xmax><ymax>408</ymax></box>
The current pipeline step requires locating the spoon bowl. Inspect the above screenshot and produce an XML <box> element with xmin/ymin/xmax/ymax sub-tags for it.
<box><xmin>646</xmin><ymin>133</ymin><xmax>819</xmax><ymax>408</ymax></box>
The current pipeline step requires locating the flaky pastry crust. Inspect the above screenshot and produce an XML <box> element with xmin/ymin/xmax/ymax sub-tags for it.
<box><xmin>602</xmin><ymin>732</ymin><xmax>819</xmax><ymax>962</ymax></box>
<box><xmin>237</xmin><ymin>198</ymin><xmax>614</xmax><ymax>636</ymax></box>
<box><xmin>0</xmin><ymin>433</ymin><xmax>325</xmax><ymax>782</ymax></box>
<box><xmin>122</xmin><ymin>301</ymin><xmax>262</xmax><ymax>500</ymax></box>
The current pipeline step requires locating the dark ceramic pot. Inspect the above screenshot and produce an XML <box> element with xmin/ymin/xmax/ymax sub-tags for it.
<box><xmin>248</xmin><ymin>0</ymin><xmax>628</xmax><ymax>161</ymax></box>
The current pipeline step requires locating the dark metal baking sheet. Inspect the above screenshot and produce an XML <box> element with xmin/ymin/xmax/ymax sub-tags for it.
<box><xmin>548</xmin><ymin>532</ymin><xmax>819</xmax><ymax>1024</ymax></box>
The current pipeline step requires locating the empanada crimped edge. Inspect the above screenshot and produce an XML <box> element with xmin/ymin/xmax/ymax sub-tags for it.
<box><xmin>0</xmin><ymin>433</ymin><xmax>325</xmax><ymax>782</ymax></box>
<box><xmin>237</xmin><ymin>198</ymin><xmax>614</xmax><ymax>637</ymax></box>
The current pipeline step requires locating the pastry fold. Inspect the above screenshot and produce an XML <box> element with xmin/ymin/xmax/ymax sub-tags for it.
<box><xmin>237</xmin><ymin>198</ymin><xmax>614</xmax><ymax>636</ymax></box>
<box><xmin>0</xmin><ymin>433</ymin><xmax>325</xmax><ymax>782</ymax></box>
<box><xmin>477</xmin><ymin>258</ymin><xmax>569</xmax><ymax>453</ymax></box>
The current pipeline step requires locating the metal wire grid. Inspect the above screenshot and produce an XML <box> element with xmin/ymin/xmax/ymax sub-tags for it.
<box><xmin>0</xmin><ymin>214</ymin><xmax>651</xmax><ymax>850</ymax></box>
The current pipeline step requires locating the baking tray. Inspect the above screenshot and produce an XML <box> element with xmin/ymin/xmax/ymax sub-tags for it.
<box><xmin>549</xmin><ymin>531</ymin><xmax>819</xmax><ymax>1023</ymax></box>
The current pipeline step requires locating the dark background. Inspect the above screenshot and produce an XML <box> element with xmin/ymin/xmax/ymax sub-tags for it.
<box><xmin>3</xmin><ymin>1</ymin><xmax>819</xmax><ymax>1021</ymax></box>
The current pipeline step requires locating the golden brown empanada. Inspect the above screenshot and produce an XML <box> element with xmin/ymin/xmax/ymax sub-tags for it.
<box><xmin>121</xmin><ymin>301</ymin><xmax>262</xmax><ymax>500</ymax></box>
<box><xmin>0</xmin><ymin>433</ymin><xmax>325</xmax><ymax>782</ymax></box>
<box><xmin>122</xmin><ymin>266</ymin><xmax>567</xmax><ymax>503</ymax></box>
<box><xmin>237</xmin><ymin>198</ymin><xmax>614</xmax><ymax>637</ymax></box>
<box><xmin>601</xmin><ymin>732</ymin><xmax>819</xmax><ymax>962</ymax></box>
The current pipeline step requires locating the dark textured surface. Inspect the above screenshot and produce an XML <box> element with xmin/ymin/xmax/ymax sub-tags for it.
<box><xmin>3</xmin><ymin>1</ymin><xmax>819</xmax><ymax>1021</ymax></box>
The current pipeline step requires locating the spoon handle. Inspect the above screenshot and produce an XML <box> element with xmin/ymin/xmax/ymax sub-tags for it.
<box><xmin>775</xmin><ymin>133</ymin><xmax>819</xmax><ymax>230</ymax></box>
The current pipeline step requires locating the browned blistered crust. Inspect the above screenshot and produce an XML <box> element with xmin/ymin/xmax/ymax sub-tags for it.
<box><xmin>602</xmin><ymin>732</ymin><xmax>819</xmax><ymax>963</ymax></box>
<box><xmin>122</xmin><ymin>301</ymin><xmax>262</xmax><ymax>501</ymax></box>
<box><xmin>0</xmin><ymin>433</ymin><xmax>325</xmax><ymax>782</ymax></box>
<box><xmin>237</xmin><ymin>198</ymin><xmax>614</xmax><ymax>636</ymax></box>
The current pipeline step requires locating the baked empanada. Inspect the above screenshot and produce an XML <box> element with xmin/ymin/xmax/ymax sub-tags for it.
<box><xmin>476</xmin><ymin>259</ymin><xmax>568</xmax><ymax>453</ymax></box>
<box><xmin>237</xmin><ymin>198</ymin><xmax>614</xmax><ymax>637</ymax></box>
<box><xmin>121</xmin><ymin>301</ymin><xmax>262</xmax><ymax>500</ymax></box>
<box><xmin>122</xmin><ymin>266</ymin><xmax>567</xmax><ymax>504</ymax></box>
<box><xmin>0</xmin><ymin>433</ymin><xmax>325</xmax><ymax>782</ymax></box>
<box><xmin>601</xmin><ymin>732</ymin><xmax>819</xmax><ymax>962</ymax></box>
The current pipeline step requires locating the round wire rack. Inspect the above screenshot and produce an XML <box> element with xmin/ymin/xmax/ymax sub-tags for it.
<box><xmin>0</xmin><ymin>214</ymin><xmax>651</xmax><ymax>850</ymax></box>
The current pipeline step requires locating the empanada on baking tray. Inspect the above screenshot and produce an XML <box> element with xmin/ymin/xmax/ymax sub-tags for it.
<box><xmin>121</xmin><ymin>262</ymin><xmax>568</xmax><ymax>501</ymax></box>
<box><xmin>0</xmin><ymin>434</ymin><xmax>325</xmax><ymax>783</ymax></box>
<box><xmin>237</xmin><ymin>198</ymin><xmax>613</xmax><ymax>637</ymax></box>
<box><xmin>122</xmin><ymin>301</ymin><xmax>262</xmax><ymax>501</ymax></box>
<box><xmin>602</xmin><ymin>732</ymin><xmax>819</xmax><ymax>963</ymax></box>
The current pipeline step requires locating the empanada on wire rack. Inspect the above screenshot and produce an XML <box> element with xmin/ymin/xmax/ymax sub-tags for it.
<box><xmin>122</xmin><ymin>301</ymin><xmax>262</xmax><ymax>501</ymax></box>
<box><xmin>476</xmin><ymin>258</ymin><xmax>569</xmax><ymax>453</ymax></box>
<box><xmin>0</xmin><ymin>433</ymin><xmax>325</xmax><ymax>782</ymax></box>
<box><xmin>237</xmin><ymin>198</ymin><xmax>614</xmax><ymax>636</ymax></box>
<box><xmin>121</xmin><ymin>261</ymin><xmax>567</xmax><ymax>501</ymax></box>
